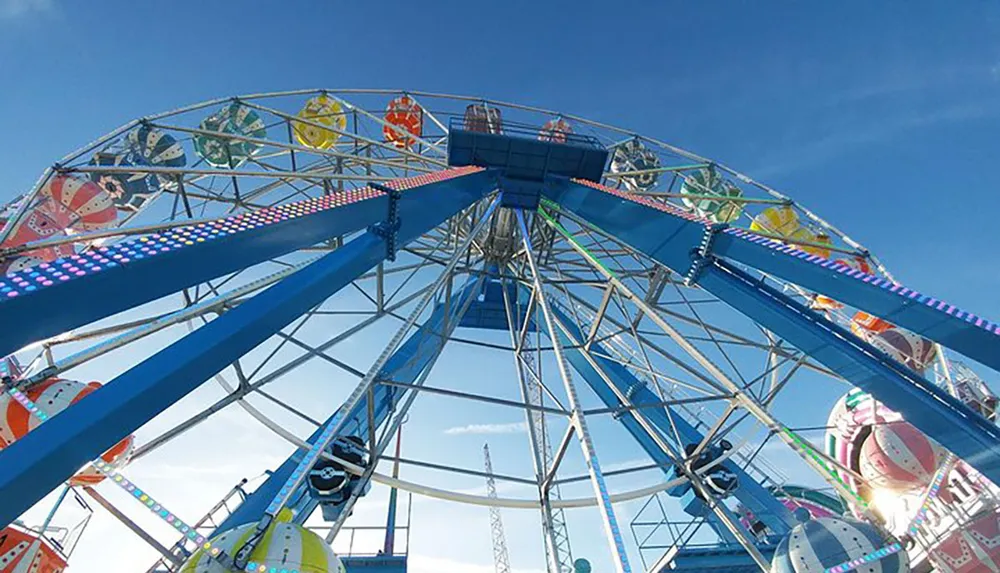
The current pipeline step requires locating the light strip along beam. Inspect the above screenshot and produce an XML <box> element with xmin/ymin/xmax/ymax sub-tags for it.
<box><xmin>0</xmin><ymin>169</ymin><xmax>496</xmax><ymax>528</ymax></box>
<box><xmin>0</xmin><ymin>167</ymin><xmax>492</xmax><ymax>358</ymax></box>
<box><xmin>550</xmin><ymin>179</ymin><xmax>1000</xmax><ymax>372</ymax></box>
<box><xmin>543</xmin><ymin>180</ymin><xmax>1000</xmax><ymax>488</ymax></box>
<box><xmin>698</xmin><ymin>260</ymin><xmax>1000</xmax><ymax>486</ymax></box>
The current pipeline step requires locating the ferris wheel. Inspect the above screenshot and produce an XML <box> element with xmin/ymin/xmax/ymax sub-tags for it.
<box><xmin>0</xmin><ymin>89</ymin><xmax>997</xmax><ymax>573</ymax></box>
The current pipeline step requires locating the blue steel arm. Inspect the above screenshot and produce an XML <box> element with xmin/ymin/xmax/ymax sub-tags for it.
<box><xmin>542</xmin><ymin>296</ymin><xmax>793</xmax><ymax>538</ymax></box>
<box><xmin>713</xmin><ymin>227</ymin><xmax>999</xmax><ymax>365</ymax></box>
<box><xmin>0</xmin><ymin>167</ymin><xmax>493</xmax><ymax>358</ymax></box>
<box><xmin>0</xmin><ymin>170</ymin><xmax>496</xmax><ymax>529</ymax></box>
<box><xmin>542</xmin><ymin>180</ymin><xmax>1000</xmax><ymax>486</ymax></box>
<box><xmin>696</xmin><ymin>259</ymin><xmax>1000</xmax><ymax>484</ymax></box>
<box><xmin>546</xmin><ymin>179</ymin><xmax>1000</xmax><ymax>372</ymax></box>
<box><xmin>211</xmin><ymin>277</ymin><xmax>483</xmax><ymax>532</ymax></box>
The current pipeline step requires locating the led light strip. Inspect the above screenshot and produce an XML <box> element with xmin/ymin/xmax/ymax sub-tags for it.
<box><xmin>265</xmin><ymin>414</ymin><xmax>343</xmax><ymax>516</ymax></box>
<box><xmin>0</xmin><ymin>168</ymin><xmax>486</xmax><ymax>572</ymax></box>
<box><xmin>0</xmin><ymin>167</ymin><xmax>484</xmax><ymax>301</ymax></box>
<box><xmin>822</xmin><ymin>451</ymin><xmax>954</xmax><ymax>572</ymax></box>
<box><xmin>5</xmin><ymin>386</ymin><xmax>50</xmax><ymax>422</ymax></box>
<box><xmin>91</xmin><ymin>458</ymin><xmax>207</xmax><ymax>546</ymax></box>
<box><xmin>4</xmin><ymin>386</ymin><xmax>204</xmax><ymax>547</ymax></box>
<box><xmin>0</xmin><ymin>188</ymin><xmax>372</xmax><ymax>299</ymax></box>
<box><xmin>824</xmin><ymin>542</ymin><xmax>903</xmax><ymax>573</ymax></box>
<box><xmin>3</xmin><ymin>384</ymin><xmax>307</xmax><ymax>572</ymax></box>
<box><xmin>907</xmin><ymin>455</ymin><xmax>953</xmax><ymax>534</ymax></box>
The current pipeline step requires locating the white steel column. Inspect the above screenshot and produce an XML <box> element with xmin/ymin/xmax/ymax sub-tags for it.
<box><xmin>516</xmin><ymin>210</ymin><xmax>632</xmax><ymax>573</ymax></box>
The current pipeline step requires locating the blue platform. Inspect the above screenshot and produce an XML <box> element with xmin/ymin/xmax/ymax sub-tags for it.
<box><xmin>447</xmin><ymin>118</ymin><xmax>609</xmax><ymax>210</ymax></box>
<box><xmin>659</xmin><ymin>545</ymin><xmax>778</xmax><ymax>572</ymax></box>
<box><xmin>342</xmin><ymin>555</ymin><xmax>407</xmax><ymax>573</ymax></box>
<box><xmin>457</xmin><ymin>274</ymin><xmax>534</xmax><ymax>331</ymax></box>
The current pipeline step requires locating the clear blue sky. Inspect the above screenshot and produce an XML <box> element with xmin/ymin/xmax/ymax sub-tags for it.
<box><xmin>3</xmin><ymin>0</ymin><xmax>1000</xmax><ymax>311</ymax></box>
<box><xmin>3</xmin><ymin>1</ymin><xmax>1000</xmax><ymax>573</ymax></box>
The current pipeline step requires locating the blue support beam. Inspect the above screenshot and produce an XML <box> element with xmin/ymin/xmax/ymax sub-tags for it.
<box><xmin>542</xmin><ymin>178</ymin><xmax>1000</xmax><ymax>486</ymax></box>
<box><xmin>0</xmin><ymin>172</ymin><xmax>494</xmax><ymax>528</ymax></box>
<box><xmin>544</xmin><ymin>179</ymin><xmax>1000</xmax><ymax>372</ymax></box>
<box><xmin>0</xmin><ymin>167</ymin><xmax>495</xmax><ymax>358</ymax></box>
<box><xmin>459</xmin><ymin>274</ymin><xmax>534</xmax><ymax>332</ymax></box>
<box><xmin>214</xmin><ymin>278</ymin><xmax>482</xmax><ymax>532</ymax></box>
<box><xmin>696</xmin><ymin>260</ymin><xmax>1000</xmax><ymax>485</ymax></box>
<box><xmin>0</xmin><ymin>236</ymin><xmax>384</xmax><ymax>528</ymax></box>
<box><xmin>713</xmin><ymin>226</ymin><xmax>1000</xmax><ymax>371</ymax></box>
<box><xmin>543</xmin><ymin>299</ymin><xmax>793</xmax><ymax>540</ymax></box>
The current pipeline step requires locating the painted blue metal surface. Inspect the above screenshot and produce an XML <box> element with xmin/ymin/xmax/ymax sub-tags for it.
<box><xmin>458</xmin><ymin>275</ymin><xmax>534</xmax><ymax>331</ymax></box>
<box><xmin>543</xmin><ymin>179</ymin><xmax>1000</xmax><ymax>372</ymax></box>
<box><xmin>664</xmin><ymin>545</ymin><xmax>778</xmax><ymax>572</ymax></box>
<box><xmin>714</xmin><ymin>227</ymin><xmax>1000</xmax><ymax>373</ymax></box>
<box><xmin>447</xmin><ymin>119</ymin><xmax>608</xmax><ymax>209</ymax></box>
<box><xmin>458</xmin><ymin>301</ymin><xmax>533</xmax><ymax>331</ymax></box>
<box><xmin>694</xmin><ymin>260</ymin><xmax>1000</xmax><ymax>485</ymax></box>
<box><xmin>214</xmin><ymin>279</ymin><xmax>482</xmax><ymax>532</ymax></box>
<box><xmin>499</xmin><ymin>188</ymin><xmax>544</xmax><ymax>210</ymax></box>
<box><xmin>0</xmin><ymin>234</ymin><xmax>383</xmax><ymax>528</ymax></box>
<box><xmin>342</xmin><ymin>555</ymin><xmax>407</xmax><ymax>573</ymax></box>
<box><xmin>0</xmin><ymin>173</ymin><xmax>493</xmax><ymax>529</ymax></box>
<box><xmin>541</xmin><ymin>295</ymin><xmax>794</xmax><ymax>539</ymax></box>
<box><xmin>382</xmin><ymin>485</ymin><xmax>399</xmax><ymax>555</ymax></box>
<box><xmin>542</xmin><ymin>181</ymin><xmax>703</xmax><ymax>273</ymax></box>
<box><xmin>542</xmin><ymin>179</ymin><xmax>1000</xmax><ymax>480</ymax></box>
<box><xmin>0</xmin><ymin>168</ymin><xmax>495</xmax><ymax>359</ymax></box>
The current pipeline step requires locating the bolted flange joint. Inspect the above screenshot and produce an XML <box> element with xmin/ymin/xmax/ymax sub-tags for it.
<box><xmin>612</xmin><ymin>379</ymin><xmax>647</xmax><ymax>420</ymax></box>
<box><xmin>684</xmin><ymin>222</ymin><xmax>728</xmax><ymax>286</ymax></box>
<box><xmin>368</xmin><ymin>182</ymin><xmax>402</xmax><ymax>262</ymax></box>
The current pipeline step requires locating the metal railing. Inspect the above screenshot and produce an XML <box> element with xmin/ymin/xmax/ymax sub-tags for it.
<box><xmin>447</xmin><ymin>117</ymin><xmax>604</xmax><ymax>149</ymax></box>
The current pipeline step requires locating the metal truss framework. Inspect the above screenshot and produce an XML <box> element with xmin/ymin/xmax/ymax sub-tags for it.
<box><xmin>484</xmin><ymin>444</ymin><xmax>512</xmax><ymax>573</ymax></box>
<box><xmin>0</xmin><ymin>90</ymin><xmax>994</xmax><ymax>573</ymax></box>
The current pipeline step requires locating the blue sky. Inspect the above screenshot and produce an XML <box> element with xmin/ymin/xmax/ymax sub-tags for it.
<box><xmin>3</xmin><ymin>1</ymin><xmax>1000</xmax><ymax>573</ymax></box>
<box><xmin>3</xmin><ymin>0</ymin><xmax>1000</xmax><ymax>308</ymax></box>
